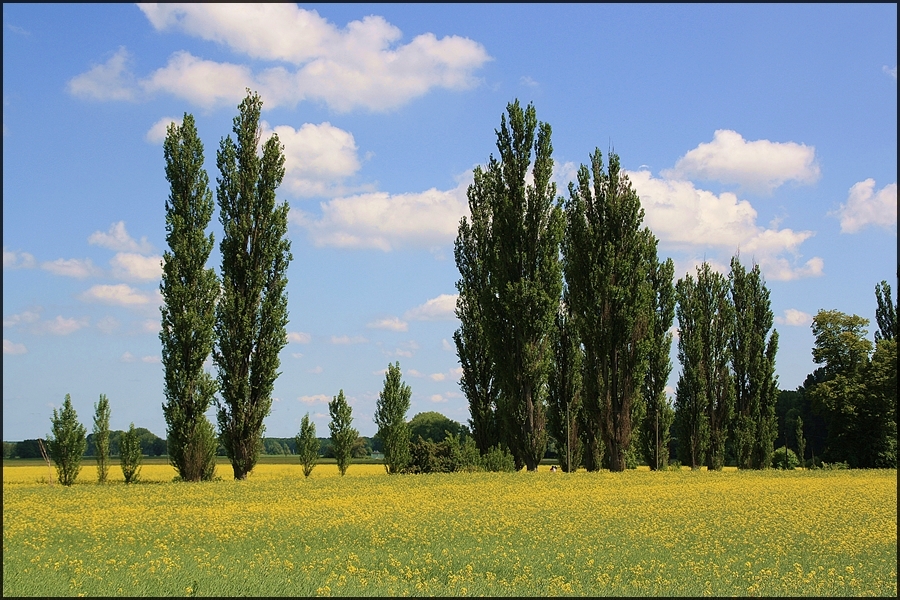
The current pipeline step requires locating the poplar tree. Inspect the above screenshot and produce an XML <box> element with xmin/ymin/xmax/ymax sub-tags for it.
<box><xmin>638</xmin><ymin>257</ymin><xmax>676</xmax><ymax>471</ymax></box>
<box><xmin>454</xmin><ymin>171</ymin><xmax>500</xmax><ymax>454</ymax></box>
<box><xmin>92</xmin><ymin>394</ymin><xmax>111</xmax><ymax>483</ymax></box>
<box><xmin>47</xmin><ymin>394</ymin><xmax>87</xmax><ymax>486</ymax></box>
<box><xmin>466</xmin><ymin>100</ymin><xmax>563</xmax><ymax>471</ymax></box>
<box><xmin>874</xmin><ymin>279</ymin><xmax>897</xmax><ymax>342</ymax></box>
<box><xmin>374</xmin><ymin>362</ymin><xmax>412</xmax><ymax>474</ymax></box>
<box><xmin>729</xmin><ymin>256</ymin><xmax>778</xmax><ymax>469</ymax></box>
<box><xmin>546</xmin><ymin>301</ymin><xmax>584</xmax><ymax>472</ymax></box>
<box><xmin>214</xmin><ymin>90</ymin><xmax>292</xmax><ymax>480</ymax></box>
<box><xmin>120</xmin><ymin>422</ymin><xmax>142</xmax><ymax>484</ymax></box>
<box><xmin>563</xmin><ymin>148</ymin><xmax>657</xmax><ymax>472</ymax></box>
<box><xmin>328</xmin><ymin>390</ymin><xmax>357</xmax><ymax>476</ymax></box>
<box><xmin>160</xmin><ymin>112</ymin><xmax>220</xmax><ymax>482</ymax></box>
<box><xmin>295</xmin><ymin>414</ymin><xmax>319</xmax><ymax>478</ymax></box>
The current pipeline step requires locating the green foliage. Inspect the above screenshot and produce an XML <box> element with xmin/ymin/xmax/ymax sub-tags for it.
<box><xmin>772</xmin><ymin>446</ymin><xmax>799</xmax><ymax>470</ymax></box>
<box><xmin>119</xmin><ymin>423</ymin><xmax>143</xmax><ymax>484</ymax></box>
<box><xmin>563</xmin><ymin>148</ymin><xmax>658</xmax><ymax>472</ymax></box>
<box><xmin>295</xmin><ymin>414</ymin><xmax>319</xmax><ymax>478</ymax></box>
<box><xmin>160</xmin><ymin>112</ymin><xmax>220</xmax><ymax>483</ymax></box>
<box><xmin>328</xmin><ymin>390</ymin><xmax>358</xmax><ymax>476</ymax></box>
<box><xmin>214</xmin><ymin>90</ymin><xmax>292</xmax><ymax>480</ymax></box>
<box><xmin>47</xmin><ymin>394</ymin><xmax>87</xmax><ymax>486</ymax></box>
<box><xmin>407</xmin><ymin>411</ymin><xmax>468</xmax><ymax>444</ymax></box>
<box><xmin>479</xmin><ymin>444</ymin><xmax>517</xmax><ymax>472</ymax></box>
<box><xmin>674</xmin><ymin>262</ymin><xmax>734</xmax><ymax>470</ymax></box>
<box><xmin>92</xmin><ymin>394</ymin><xmax>111</xmax><ymax>483</ymax></box>
<box><xmin>874</xmin><ymin>279</ymin><xmax>897</xmax><ymax>342</ymax></box>
<box><xmin>546</xmin><ymin>305</ymin><xmax>584</xmax><ymax>472</ymax></box>
<box><xmin>374</xmin><ymin>362</ymin><xmax>412</xmax><ymax>474</ymax></box>
<box><xmin>639</xmin><ymin>257</ymin><xmax>676</xmax><ymax>471</ymax></box>
<box><xmin>795</xmin><ymin>416</ymin><xmax>806</xmax><ymax>468</ymax></box>
<box><xmin>404</xmin><ymin>433</ymin><xmax>481</xmax><ymax>474</ymax></box>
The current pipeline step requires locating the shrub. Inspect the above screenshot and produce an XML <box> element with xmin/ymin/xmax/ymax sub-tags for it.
<box><xmin>120</xmin><ymin>423</ymin><xmax>143</xmax><ymax>484</ymax></box>
<box><xmin>773</xmin><ymin>446</ymin><xmax>799</xmax><ymax>470</ymax></box>
<box><xmin>480</xmin><ymin>444</ymin><xmax>516</xmax><ymax>472</ymax></box>
<box><xmin>47</xmin><ymin>394</ymin><xmax>87</xmax><ymax>486</ymax></box>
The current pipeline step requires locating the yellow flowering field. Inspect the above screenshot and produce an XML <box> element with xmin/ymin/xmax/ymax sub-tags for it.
<box><xmin>3</xmin><ymin>463</ymin><xmax>896</xmax><ymax>596</ymax></box>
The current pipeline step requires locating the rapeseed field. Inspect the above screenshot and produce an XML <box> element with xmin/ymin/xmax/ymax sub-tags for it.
<box><xmin>2</xmin><ymin>463</ymin><xmax>896</xmax><ymax>596</ymax></box>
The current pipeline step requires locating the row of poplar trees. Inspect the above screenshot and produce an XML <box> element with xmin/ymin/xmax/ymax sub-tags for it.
<box><xmin>160</xmin><ymin>89</ymin><xmax>291</xmax><ymax>481</ymax></box>
<box><xmin>454</xmin><ymin>100</ymin><xmax>779</xmax><ymax>472</ymax></box>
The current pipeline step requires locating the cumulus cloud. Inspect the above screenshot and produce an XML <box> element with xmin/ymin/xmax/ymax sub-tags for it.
<box><xmin>42</xmin><ymin>316</ymin><xmax>89</xmax><ymax>335</ymax></box>
<box><xmin>292</xmin><ymin>175</ymin><xmax>470</xmax><ymax>250</ymax></box>
<box><xmin>403</xmin><ymin>294</ymin><xmax>459</xmax><ymax>321</ymax></box>
<box><xmin>145</xmin><ymin>116</ymin><xmax>182</xmax><ymax>144</ymax></box>
<box><xmin>3</xmin><ymin>248</ymin><xmax>36</xmax><ymax>269</ymax></box>
<box><xmin>832</xmin><ymin>179</ymin><xmax>897</xmax><ymax>234</ymax></box>
<box><xmin>367</xmin><ymin>317</ymin><xmax>408</xmax><ymax>332</ymax></box>
<box><xmin>662</xmin><ymin>130</ymin><xmax>820</xmax><ymax>193</ymax></box>
<box><xmin>80</xmin><ymin>284</ymin><xmax>154</xmax><ymax>306</ymax></box>
<box><xmin>110</xmin><ymin>253</ymin><xmax>162</xmax><ymax>281</ymax></box>
<box><xmin>67</xmin><ymin>46</ymin><xmax>138</xmax><ymax>101</ymax></box>
<box><xmin>261</xmin><ymin>121</ymin><xmax>363</xmax><ymax>197</ymax></box>
<box><xmin>41</xmin><ymin>258</ymin><xmax>101</xmax><ymax>279</ymax></box>
<box><xmin>3</xmin><ymin>309</ymin><xmax>41</xmax><ymax>328</ymax></box>
<box><xmin>429</xmin><ymin>373</ymin><xmax>446</xmax><ymax>381</ymax></box>
<box><xmin>3</xmin><ymin>339</ymin><xmax>27</xmax><ymax>355</ymax></box>
<box><xmin>331</xmin><ymin>335</ymin><xmax>368</xmax><ymax>345</ymax></box>
<box><xmin>299</xmin><ymin>394</ymin><xmax>330</xmax><ymax>405</ymax></box>
<box><xmin>626</xmin><ymin>170</ymin><xmax>822</xmax><ymax>281</ymax></box>
<box><xmin>775</xmin><ymin>308</ymin><xmax>812</xmax><ymax>327</ymax></box>
<box><xmin>430</xmin><ymin>394</ymin><xmax>447</xmax><ymax>403</ymax></box>
<box><xmin>288</xmin><ymin>331</ymin><xmax>312</xmax><ymax>343</ymax></box>
<box><xmin>88</xmin><ymin>221</ymin><xmax>154</xmax><ymax>254</ymax></box>
<box><xmin>73</xmin><ymin>5</ymin><xmax>490</xmax><ymax>112</ymax></box>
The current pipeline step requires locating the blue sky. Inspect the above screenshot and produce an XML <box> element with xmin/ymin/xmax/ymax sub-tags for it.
<box><xmin>3</xmin><ymin>4</ymin><xmax>896</xmax><ymax>441</ymax></box>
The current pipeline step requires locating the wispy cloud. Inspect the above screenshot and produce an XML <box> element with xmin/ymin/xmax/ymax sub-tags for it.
<box><xmin>884</xmin><ymin>65</ymin><xmax>897</xmax><ymax>80</ymax></box>
<box><xmin>2</xmin><ymin>248</ymin><xmax>36</xmax><ymax>269</ymax></box>
<box><xmin>3</xmin><ymin>339</ymin><xmax>27</xmax><ymax>355</ymax></box>
<box><xmin>3</xmin><ymin>309</ymin><xmax>41</xmax><ymax>328</ymax></box>
<box><xmin>331</xmin><ymin>335</ymin><xmax>368</xmax><ymax>345</ymax></box>
<box><xmin>299</xmin><ymin>394</ymin><xmax>330</xmax><ymax>405</ymax></box>
<box><xmin>288</xmin><ymin>331</ymin><xmax>312</xmax><ymax>343</ymax></box>
<box><xmin>41</xmin><ymin>316</ymin><xmax>90</xmax><ymax>336</ymax></box>
<box><xmin>40</xmin><ymin>258</ymin><xmax>102</xmax><ymax>279</ymax></box>
<box><xmin>80</xmin><ymin>284</ymin><xmax>155</xmax><ymax>306</ymax></box>
<box><xmin>67</xmin><ymin>46</ymin><xmax>137</xmax><ymax>101</ymax></box>
<box><xmin>366</xmin><ymin>317</ymin><xmax>408</xmax><ymax>332</ymax></box>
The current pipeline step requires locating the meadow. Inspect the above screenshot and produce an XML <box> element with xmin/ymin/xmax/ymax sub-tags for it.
<box><xmin>2</xmin><ymin>460</ymin><xmax>896</xmax><ymax>597</ymax></box>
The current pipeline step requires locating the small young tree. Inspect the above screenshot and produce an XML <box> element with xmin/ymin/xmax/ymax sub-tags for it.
<box><xmin>295</xmin><ymin>413</ymin><xmax>319</xmax><ymax>478</ymax></box>
<box><xmin>374</xmin><ymin>361</ymin><xmax>412</xmax><ymax>474</ymax></box>
<box><xmin>47</xmin><ymin>394</ymin><xmax>87</xmax><ymax>486</ymax></box>
<box><xmin>120</xmin><ymin>423</ymin><xmax>143</xmax><ymax>484</ymax></box>
<box><xmin>328</xmin><ymin>390</ymin><xmax>358</xmax><ymax>476</ymax></box>
<box><xmin>795</xmin><ymin>416</ymin><xmax>806</xmax><ymax>470</ymax></box>
<box><xmin>92</xmin><ymin>394</ymin><xmax>111</xmax><ymax>483</ymax></box>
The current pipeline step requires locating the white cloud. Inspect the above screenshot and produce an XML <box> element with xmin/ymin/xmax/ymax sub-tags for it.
<box><xmin>145</xmin><ymin>116</ymin><xmax>182</xmax><ymax>144</ymax></box>
<box><xmin>429</xmin><ymin>373</ymin><xmax>446</xmax><ymax>381</ymax></box>
<box><xmin>110</xmin><ymin>253</ymin><xmax>162</xmax><ymax>281</ymax></box>
<box><xmin>96</xmin><ymin>316</ymin><xmax>120</xmax><ymax>334</ymax></box>
<box><xmin>403</xmin><ymin>294</ymin><xmax>458</xmax><ymax>321</ymax></box>
<box><xmin>42</xmin><ymin>316</ymin><xmax>89</xmax><ymax>336</ymax></box>
<box><xmin>288</xmin><ymin>331</ymin><xmax>312</xmax><ymax>344</ymax></box>
<box><xmin>41</xmin><ymin>258</ymin><xmax>101</xmax><ymax>279</ymax></box>
<box><xmin>3</xmin><ymin>339</ymin><xmax>27</xmax><ymax>355</ymax></box>
<box><xmin>141</xmin><ymin>319</ymin><xmax>161</xmax><ymax>334</ymax></box>
<box><xmin>141</xmin><ymin>355</ymin><xmax>160</xmax><ymax>364</ymax></box>
<box><xmin>299</xmin><ymin>394</ymin><xmax>330</xmax><ymax>405</ymax></box>
<box><xmin>331</xmin><ymin>335</ymin><xmax>368</xmax><ymax>345</ymax></box>
<box><xmin>520</xmin><ymin>76</ymin><xmax>538</xmax><ymax>87</ymax></box>
<box><xmin>662</xmin><ymin>130</ymin><xmax>820</xmax><ymax>193</ymax></box>
<box><xmin>67</xmin><ymin>46</ymin><xmax>137</xmax><ymax>101</ymax></box>
<box><xmin>627</xmin><ymin>170</ymin><xmax>822</xmax><ymax>281</ymax></box>
<box><xmin>885</xmin><ymin>65</ymin><xmax>898</xmax><ymax>80</ymax></box>
<box><xmin>367</xmin><ymin>317</ymin><xmax>408</xmax><ymax>332</ymax></box>
<box><xmin>833</xmin><ymin>179</ymin><xmax>897</xmax><ymax>234</ymax></box>
<box><xmin>449</xmin><ymin>367</ymin><xmax>463</xmax><ymax>379</ymax></box>
<box><xmin>308</xmin><ymin>365</ymin><xmax>323</xmax><ymax>374</ymax></box>
<box><xmin>121</xmin><ymin>352</ymin><xmax>135</xmax><ymax>362</ymax></box>
<box><xmin>3</xmin><ymin>248</ymin><xmax>36</xmax><ymax>269</ymax></box>
<box><xmin>407</xmin><ymin>369</ymin><xmax>425</xmax><ymax>378</ymax></box>
<box><xmin>134</xmin><ymin>4</ymin><xmax>491</xmax><ymax>112</ymax></box>
<box><xmin>292</xmin><ymin>175</ymin><xmax>470</xmax><ymax>250</ymax></box>
<box><xmin>261</xmin><ymin>121</ymin><xmax>363</xmax><ymax>197</ymax></box>
<box><xmin>80</xmin><ymin>284</ymin><xmax>154</xmax><ymax>306</ymax></box>
<box><xmin>88</xmin><ymin>221</ymin><xmax>154</xmax><ymax>253</ymax></box>
<box><xmin>442</xmin><ymin>338</ymin><xmax>454</xmax><ymax>352</ymax></box>
<box><xmin>430</xmin><ymin>394</ymin><xmax>447</xmax><ymax>403</ymax></box>
<box><xmin>3</xmin><ymin>309</ymin><xmax>41</xmax><ymax>328</ymax></box>
<box><xmin>291</xmin><ymin>352</ymin><xmax>304</xmax><ymax>359</ymax></box>
<box><xmin>775</xmin><ymin>309</ymin><xmax>812</xmax><ymax>327</ymax></box>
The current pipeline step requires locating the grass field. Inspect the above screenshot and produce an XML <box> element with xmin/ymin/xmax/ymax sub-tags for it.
<box><xmin>2</xmin><ymin>460</ymin><xmax>896</xmax><ymax>596</ymax></box>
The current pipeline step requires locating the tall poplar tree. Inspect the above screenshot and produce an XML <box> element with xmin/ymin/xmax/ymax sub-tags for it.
<box><xmin>453</xmin><ymin>182</ymin><xmax>499</xmax><ymax>454</ymax></box>
<box><xmin>92</xmin><ymin>394</ymin><xmax>111</xmax><ymax>483</ymax></box>
<box><xmin>459</xmin><ymin>100</ymin><xmax>563</xmax><ymax>471</ymax></box>
<box><xmin>563</xmin><ymin>148</ymin><xmax>657</xmax><ymax>472</ymax></box>
<box><xmin>214</xmin><ymin>90</ymin><xmax>292</xmax><ymax>480</ymax></box>
<box><xmin>374</xmin><ymin>362</ymin><xmax>412</xmax><ymax>474</ymax></box>
<box><xmin>328</xmin><ymin>390</ymin><xmax>357</xmax><ymax>477</ymax></box>
<box><xmin>874</xmin><ymin>279</ymin><xmax>897</xmax><ymax>342</ymax></box>
<box><xmin>729</xmin><ymin>256</ymin><xmax>778</xmax><ymax>469</ymax></box>
<box><xmin>160</xmin><ymin>113</ymin><xmax>220</xmax><ymax>482</ymax></box>
<box><xmin>546</xmin><ymin>301</ymin><xmax>584</xmax><ymax>472</ymax></box>
<box><xmin>638</xmin><ymin>257</ymin><xmax>676</xmax><ymax>471</ymax></box>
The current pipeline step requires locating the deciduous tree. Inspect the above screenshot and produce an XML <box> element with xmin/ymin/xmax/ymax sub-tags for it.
<box><xmin>120</xmin><ymin>423</ymin><xmax>142</xmax><ymax>484</ymax></box>
<box><xmin>328</xmin><ymin>390</ymin><xmax>357</xmax><ymax>477</ymax></box>
<box><xmin>295</xmin><ymin>414</ymin><xmax>319</xmax><ymax>478</ymax></box>
<box><xmin>546</xmin><ymin>302</ymin><xmax>584</xmax><ymax>472</ymax></box>
<box><xmin>47</xmin><ymin>394</ymin><xmax>87</xmax><ymax>486</ymax></box>
<box><xmin>92</xmin><ymin>394</ymin><xmax>111</xmax><ymax>483</ymax></box>
<box><xmin>160</xmin><ymin>112</ymin><xmax>220</xmax><ymax>482</ymax></box>
<box><xmin>214</xmin><ymin>90</ymin><xmax>292</xmax><ymax>480</ymax></box>
<box><xmin>374</xmin><ymin>362</ymin><xmax>412</xmax><ymax>474</ymax></box>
